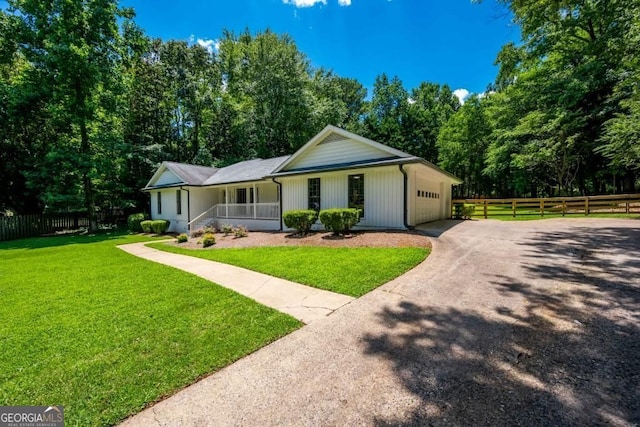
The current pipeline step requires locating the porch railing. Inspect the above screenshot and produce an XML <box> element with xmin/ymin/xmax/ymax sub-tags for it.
<box><xmin>215</xmin><ymin>203</ymin><xmax>279</xmax><ymax>219</ymax></box>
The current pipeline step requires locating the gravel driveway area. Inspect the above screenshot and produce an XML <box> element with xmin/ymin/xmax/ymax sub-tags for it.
<box><xmin>123</xmin><ymin>218</ymin><xmax>639</xmax><ymax>427</ymax></box>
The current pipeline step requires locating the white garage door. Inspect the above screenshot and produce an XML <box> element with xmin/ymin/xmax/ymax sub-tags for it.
<box><xmin>415</xmin><ymin>177</ymin><xmax>442</xmax><ymax>224</ymax></box>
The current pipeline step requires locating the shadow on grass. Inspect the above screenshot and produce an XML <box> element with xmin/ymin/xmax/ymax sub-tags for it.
<box><xmin>0</xmin><ymin>229</ymin><xmax>135</xmax><ymax>250</ymax></box>
<box><xmin>363</xmin><ymin>224</ymin><xmax>640</xmax><ymax>426</ymax></box>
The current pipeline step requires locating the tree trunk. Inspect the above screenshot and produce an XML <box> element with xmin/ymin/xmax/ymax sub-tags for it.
<box><xmin>79</xmin><ymin>114</ymin><xmax>98</xmax><ymax>233</ymax></box>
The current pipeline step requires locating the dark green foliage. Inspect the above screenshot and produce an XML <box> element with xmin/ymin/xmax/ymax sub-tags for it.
<box><xmin>150</xmin><ymin>220</ymin><xmax>170</xmax><ymax>234</ymax></box>
<box><xmin>176</xmin><ymin>233</ymin><xmax>188</xmax><ymax>243</ymax></box>
<box><xmin>318</xmin><ymin>208</ymin><xmax>361</xmax><ymax>235</ymax></box>
<box><xmin>127</xmin><ymin>213</ymin><xmax>148</xmax><ymax>232</ymax></box>
<box><xmin>282</xmin><ymin>209</ymin><xmax>318</xmax><ymax>235</ymax></box>
<box><xmin>139</xmin><ymin>220</ymin><xmax>152</xmax><ymax>233</ymax></box>
<box><xmin>202</xmin><ymin>232</ymin><xmax>215</xmax><ymax>247</ymax></box>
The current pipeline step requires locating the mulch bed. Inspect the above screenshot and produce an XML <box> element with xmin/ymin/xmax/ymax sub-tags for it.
<box><xmin>168</xmin><ymin>229</ymin><xmax>431</xmax><ymax>249</ymax></box>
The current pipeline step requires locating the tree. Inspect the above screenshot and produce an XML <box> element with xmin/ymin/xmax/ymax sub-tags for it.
<box><xmin>3</xmin><ymin>0</ymin><xmax>139</xmax><ymax>230</ymax></box>
<box><xmin>437</xmin><ymin>96</ymin><xmax>492</xmax><ymax>197</ymax></box>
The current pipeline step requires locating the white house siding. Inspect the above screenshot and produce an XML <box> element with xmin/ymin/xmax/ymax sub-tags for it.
<box><xmin>189</xmin><ymin>187</ymin><xmax>218</xmax><ymax>219</ymax></box>
<box><xmin>281</xmin><ymin>166</ymin><xmax>405</xmax><ymax>230</ymax></box>
<box><xmin>285</xmin><ymin>138</ymin><xmax>395</xmax><ymax>171</ymax></box>
<box><xmin>154</xmin><ymin>169</ymin><xmax>182</xmax><ymax>186</ymax></box>
<box><xmin>151</xmin><ymin>189</ymin><xmax>188</xmax><ymax>233</ymax></box>
<box><xmin>406</xmin><ymin>164</ymin><xmax>453</xmax><ymax>225</ymax></box>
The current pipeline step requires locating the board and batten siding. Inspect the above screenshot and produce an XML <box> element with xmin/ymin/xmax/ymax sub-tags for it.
<box><xmin>405</xmin><ymin>163</ymin><xmax>454</xmax><ymax>225</ymax></box>
<box><xmin>285</xmin><ymin>138</ymin><xmax>394</xmax><ymax>171</ymax></box>
<box><xmin>281</xmin><ymin>166</ymin><xmax>405</xmax><ymax>229</ymax></box>
<box><xmin>151</xmin><ymin>189</ymin><xmax>188</xmax><ymax>233</ymax></box>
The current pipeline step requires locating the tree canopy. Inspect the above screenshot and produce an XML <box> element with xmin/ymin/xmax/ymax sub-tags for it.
<box><xmin>0</xmin><ymin>0</ymin><xmax>638</xmax><ymax>217</ymax></box>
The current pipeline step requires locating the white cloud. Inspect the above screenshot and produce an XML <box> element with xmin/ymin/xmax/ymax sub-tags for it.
<box><xmin>407</xmin><ymin>97</ymin><xmax>416</xmax><ymax>105</ymax></box>
<box><xmin>453</xmin><ymin>88</ymin><xmax>470</xmax><ymax>104</ymax></box>
<box><xmin>283</xmin><ymin>0</ymin><xmax>327</xmax><ymax>7</ymax></box>
<box><xmin>197</xmin><ymin>38</ymin><xmax>219</xmax><ymax>54</ymax></box>
<box><xmin>282</xmin><ymin>0</ymin><xmax>351</xmax><ymax>7</ymax></box>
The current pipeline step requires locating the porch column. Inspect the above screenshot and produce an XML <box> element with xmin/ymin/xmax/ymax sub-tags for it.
<box><xmin>253</xmin><ymin>183</ymin><xmax>257</xmax><ymax>219</ymax></box>
<box><xmin>225</xmin><ymin>185</ymin><xmax>229</xmax><ymax>218</ymax></box>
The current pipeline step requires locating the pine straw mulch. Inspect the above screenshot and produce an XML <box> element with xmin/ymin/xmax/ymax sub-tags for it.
<box><xmin>169</xmin><ymin>229</ymin><xmax>431</xmax><ymax>250</ymax></box>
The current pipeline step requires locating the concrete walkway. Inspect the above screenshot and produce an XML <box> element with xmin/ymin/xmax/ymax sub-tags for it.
<box><xmin>118</xmin><ymin>242</ymin><xmax>354</xmax><ymax>324</ymax></box>
<box><xmin>120</xmin><ymin>219</ymin><xmax>640</xmax><ymax>427</ymax></box>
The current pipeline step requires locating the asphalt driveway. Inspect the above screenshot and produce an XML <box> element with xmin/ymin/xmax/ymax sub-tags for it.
<box><xmin>122</xmin><ymin>218</ymin><xmax>640</xmax><ymax>426</ymax></box>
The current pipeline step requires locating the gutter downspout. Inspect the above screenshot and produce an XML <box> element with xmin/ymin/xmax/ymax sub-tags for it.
<box><xmin>398</xmin><ymin>164</ymin><xmax>413</xmax><ymax>230</ymax></box>
<box><xmin>180</xmin><ymin>186</ymin><xmax>190</xmax><ymax>233</ymax></box>
<box><xmin>272</xmin><ymin>177</ymin><xmax>283</xmax><ymax>231</ymax></box>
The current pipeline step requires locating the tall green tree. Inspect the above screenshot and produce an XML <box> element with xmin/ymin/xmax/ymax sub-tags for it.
<box><xmin>437</xmin><ymin>96</ymin><xmax>492</xmax><ymax>197</ymax></box>
<box><xmin>482</xmin><ymin>0</ymin><xmax>640</xmax><ymax>194</ymax></box>
<box><xmin>3</xmin><ymin>0</ymin><xmax>139</xmax><ymax>229</ymax></box>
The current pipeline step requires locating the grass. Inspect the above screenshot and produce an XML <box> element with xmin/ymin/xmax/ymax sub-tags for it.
<box><xmin>147</xmin><ymin>243</ymin><xmax>429</xmax><ymax>297</ymax></box>
<box><xmin>0</xmin><ymin>231</ymin><xmax>300</xmax><ymax>426</ymax></box>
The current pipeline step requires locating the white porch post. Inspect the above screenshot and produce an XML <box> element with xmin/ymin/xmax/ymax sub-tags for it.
<box><xmin>225</xmin><ymin>185</ymin><xmax>229</xmax><ymax>218</ymax></box>
<box><xmin>253</xmin><ymin>183</ymin><xmax>257</xmax><ymax>219</ymax></box>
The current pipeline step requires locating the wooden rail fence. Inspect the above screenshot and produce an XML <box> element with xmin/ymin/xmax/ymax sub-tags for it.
<box><xmin>452</xmin><ymin>194</ymin><xmax>640</xmax><ymax>219</ymax></box>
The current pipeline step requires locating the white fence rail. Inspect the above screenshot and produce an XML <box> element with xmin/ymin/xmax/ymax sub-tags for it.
<box><xmin>215</xmin><ymin>203</ymin><xmax>279</xmax><ymax>219</ymax></box>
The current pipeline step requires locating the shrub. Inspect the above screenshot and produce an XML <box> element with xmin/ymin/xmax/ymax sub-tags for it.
<box><xmin>190</xmin><ymin>228</ymin><xmax>204</xmax><ymax>238</ymax></box>
<box><xmin>234</xmin><ymin>225</ymin><xmax>248</xmax><ymax>238</ymax></box>
<box><xmin>150</xmin><ymin>220</ymin><xmax>170</xmax><ymax>234</ymax></box>
<box><xmin>140</xmin><ymin>220</ymin><xmax>153</xmax><ymax>233</ymax></box>
<box><xmin>202</xmin><ymin>232</ymin><xmax>216</xmax><ymax>247</ymax></box>
<box><xmin>463</xmin><ymin>204</ymin><xmax>476</xmax><ymax>219</ymax></box>
<box><xmin>203</xmin><ymin>225</ymin><xmax>216</xmax><ymax>234</ymax></box>
<box><xmin>176</xmin><ymin>233</ymin><xmax>188</xmax><ymax>243</ymax></box>
<box><xmin>282</xmin><ymin>209</ymin><xmax>318</xmax><ymax>235</ymax></box>
<box><xmin>220</xmin><ymin>223</ymin><xmax>233</xmax><ymax>236</ymax></box>
<box><xmin>127</xmin><ymin>213</ymin><xmax>148</xmax><ymax>232</ymax></box>
<box><xmin>319</xmin><ymin>208</ymin><xmax>361</xmax><ymax>236</ymax></box>
<box><xmin>453</xmin><ymin>203</ymin><xmax>476</xmax><ymax>219</ymax></box>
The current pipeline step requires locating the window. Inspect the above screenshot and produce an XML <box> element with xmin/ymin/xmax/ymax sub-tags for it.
<box><xmin>157</xmin><ymin>192</ymin><xmax>162</xmax><ymax>214</ymax></box>
<box><xmin>176</xmin><ymin>190</ymin><xmax>182</xmax><ymax>214</ymax></box>
<box><xmin>308</xmin><ymin>178</ymin><xmax>321</xmax><ymax>211</ymax></box>
<box><xmin>237</xmin><ymin>188</ymin><xmax>247</xmax><ymax>204</ymax></box>
<box><xmin>348</xmin><ymin>174</ymin><xmax>364</xmax><ymax>217</ymax></box>
<box><xmin>250</xmin><ymin>188</ymin><xmax>255</xmax><ymax>204</ymax></box>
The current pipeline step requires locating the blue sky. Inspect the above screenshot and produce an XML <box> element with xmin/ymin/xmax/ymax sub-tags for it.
<box><xmin>122</xmin><ymin>0</ymin><xmax>520</xmax><ymax>102</ymax></box>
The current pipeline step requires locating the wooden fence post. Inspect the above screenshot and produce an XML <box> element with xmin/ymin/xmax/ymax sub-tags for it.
<box><xmin>585</xmin><ymin>197</ymin><xmax>589</xmax><ymax>216</ymax></box>
<box><xmin>484</xmin><ymin>200</ymin><xmax>488</xmax><ymax>219</ymax></box>
<box><xmin>540</xmin><ymin>199</ymin><xmax>545</xmax><ymax>217</ymax></box>
<box><xmin>512</xmin><ymin>200</ymin><xmax>517</xmax><ymax>218</ymax></box>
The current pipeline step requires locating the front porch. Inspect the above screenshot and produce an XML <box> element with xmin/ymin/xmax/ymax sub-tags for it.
<box><xmin>188</xmin><ymin>182</ymin><xmax>281</xmax><ymax>231</ymax></box>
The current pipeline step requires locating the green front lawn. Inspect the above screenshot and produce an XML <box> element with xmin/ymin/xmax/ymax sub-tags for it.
<box><xmin>0</xmin><ymin>232</ymin><xmax>300</xmax><ymax>426</ymax></box>
<box><xmin>148</xmin><ymin>243</ymin><xmax>429</xmax><ymax>297</ymax></box>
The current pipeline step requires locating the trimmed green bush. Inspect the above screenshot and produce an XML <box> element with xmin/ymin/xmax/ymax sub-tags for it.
<box><xmin>176</xmin><ymin>233</ymin><xmax>188</xmax><ymax>243</ymax></box>
<box><xmin>283</xmin><ymin>209</ymin><xmax>318</xmax><ymax>235</ymax></box>
<box><xmin>140</xmin><ymin>220</ymin><xmax>153</xmax><ymax>233</ymax></box>
<box><xmin>127</xmin><ymin>213</ymin><xmax>148</xmax><ymax>232</ymax></box>
<box><xmin>150</xmin><ymin>220</ymin><xmax>170</xmax><ymax>234</ymax></box>
<box><xmin>202</xmin><ymin>232</ymin><xmax>216</xmax><ymax>247</ymax></box>
<box><xmin>318</xmin><ymin>208</ymin><xmax>361</xmax><ymax>235</ymax></box>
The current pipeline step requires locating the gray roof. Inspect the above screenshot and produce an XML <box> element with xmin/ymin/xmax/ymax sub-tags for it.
<box><xmin>164</xmin><ymin>162</ymin><xmax>218</xmax><ymax>185</ymax></box>
<box><xmin>203</xmin><ymin>156</ymin><xmax>291</xmax><ymax>185</ymax></box>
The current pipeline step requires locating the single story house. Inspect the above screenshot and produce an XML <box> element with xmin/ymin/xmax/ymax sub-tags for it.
<box><xmin>142</xmin><ymin>125</ymin><xmax>462</xmax><ymax>233</ymax></box>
